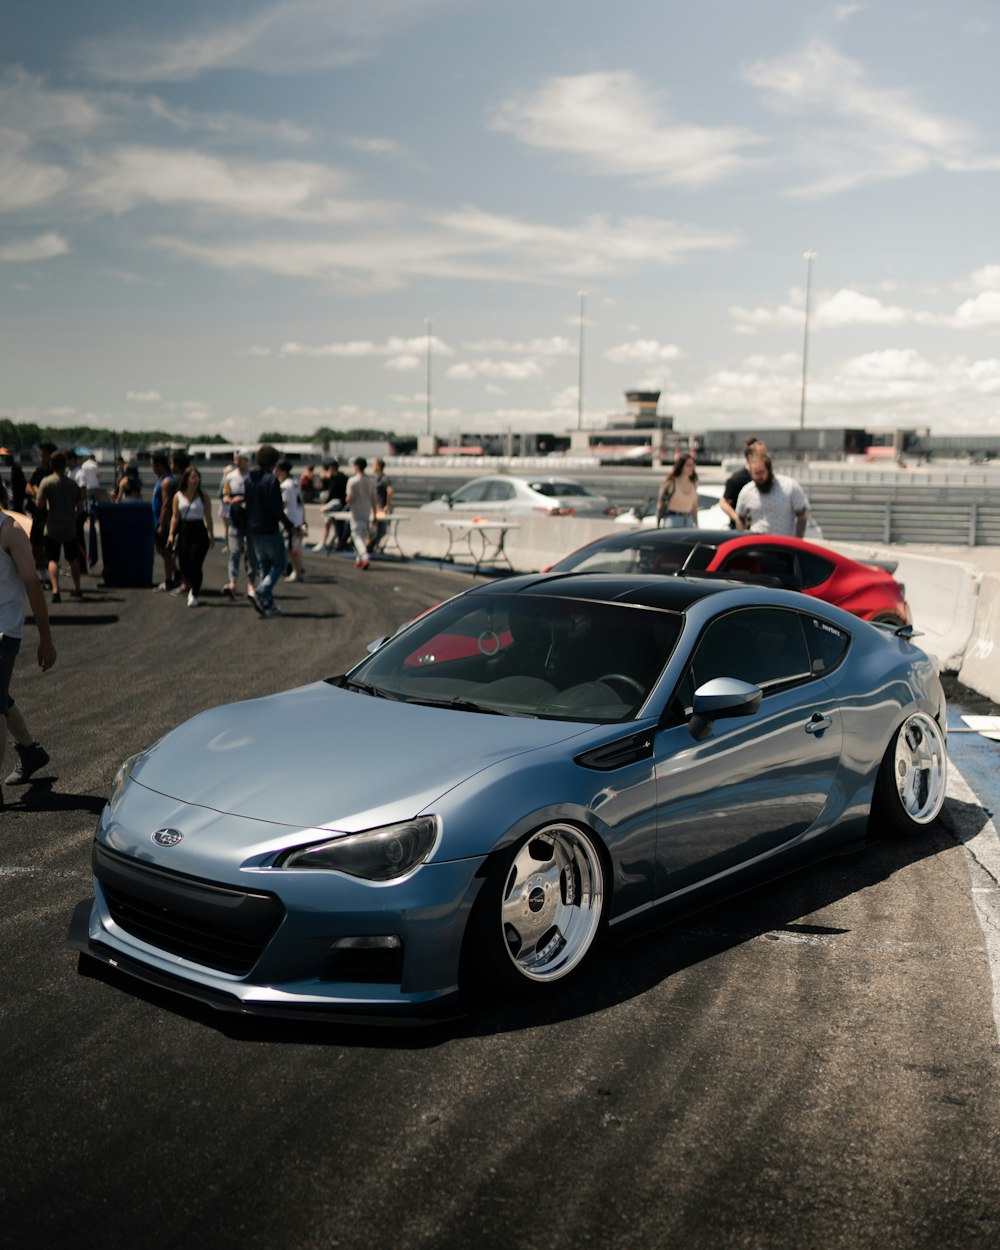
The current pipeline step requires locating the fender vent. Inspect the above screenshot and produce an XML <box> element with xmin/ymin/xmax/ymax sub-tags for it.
<box><xmin>575</xmin><ymin>731</ymin><xmax>654</xmax><ymax>772</ymax></box>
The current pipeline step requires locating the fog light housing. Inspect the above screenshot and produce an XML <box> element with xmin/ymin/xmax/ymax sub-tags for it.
<box><xmin>322</xmin><ymin>935</ymin><xmax>404</xmax><ymax>984</ymax></box>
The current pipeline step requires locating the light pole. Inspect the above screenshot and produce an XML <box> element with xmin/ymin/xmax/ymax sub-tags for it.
<box><xmin>799</xmin><ymin>250</ymin><xmax>816</xmax><ymax>431</ymax></box>
<box><xmin>425</xmin><ymin>317</ymin><xmax>432</xmax><ymax>437</ymax></box>
<box><xmin>577</xmin><ymin>289</ymin><xmax>587</xmax><ymax>430</ymax></box>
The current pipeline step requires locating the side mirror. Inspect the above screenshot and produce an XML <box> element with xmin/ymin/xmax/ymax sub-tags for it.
<box><xmin>366</xmin><ymin>635</ymin><xmax>389</xmax><ymax>654</ymax></box>
<box><xmin>688</xmin><ymin>677</ymin><xmax>762</xmax><ymax>741</ymax></box>
<box><xmin>443</xmin><ymin>492</ymin><xmax>454</xmax><ymax>509</ymax></box>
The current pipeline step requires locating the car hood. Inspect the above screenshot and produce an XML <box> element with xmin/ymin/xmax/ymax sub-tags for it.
<box><xmin>129</xmin><ymin>681</ymin><xmax>594</xmax><ymax>831</ymax></box>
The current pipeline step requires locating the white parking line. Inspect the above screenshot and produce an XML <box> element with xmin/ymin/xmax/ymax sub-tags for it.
<box><xmin>946</xmin><ymin>762</ymin><xmax>1000</xmax><ymax>1046</ymax></box>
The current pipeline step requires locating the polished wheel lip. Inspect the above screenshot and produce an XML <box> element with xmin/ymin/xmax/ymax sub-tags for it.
<box><xmin>499</xmin><ymin>824</ymin><xmax>603</xmax><ymax>983</ymax></box>
<box><xmin>893</xmin><ymin>711</ymin><xmax>947</xmax><ymax>825</ymax></box>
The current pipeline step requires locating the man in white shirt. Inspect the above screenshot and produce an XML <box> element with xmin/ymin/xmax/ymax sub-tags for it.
<box><xmin>276</xmin><ymin>460</ymin><xmax>306</xmax><ymax>582</ymax></box>
<box><xmin>736</xmin><ymin>451</ymin><xmax>810</xmax><ymax>537</ymax></box>
<box><xmin>78</xmin><ymin>449</ymin><xmax>102</xmax><ymax>567</ymax></box>
<box><xmin>346</xmin><ymin>457</ymin><xmax>378</xmax><ymax>570</ymax></box>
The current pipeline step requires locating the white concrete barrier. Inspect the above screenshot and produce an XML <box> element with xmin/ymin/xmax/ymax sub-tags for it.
<box><xmin>830</xmin><ymin>543</ymin><xmax>981</xmax><ymax>673</ymax></box>
<box><xmin>959</xmin><ymin>573</ymin><xmax>1000</xmax><ymax>703</ymax></box>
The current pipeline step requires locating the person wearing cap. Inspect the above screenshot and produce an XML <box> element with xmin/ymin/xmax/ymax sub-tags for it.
<box><xmin>1</xmin><ymin>477</ymin><xmax>55</xmax><ymax>811</ymax></box>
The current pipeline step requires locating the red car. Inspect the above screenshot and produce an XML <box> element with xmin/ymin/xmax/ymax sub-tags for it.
<box><xmin>546</xmin><ymin>529</ymin><xmax>911</xmax><ymax>625</ymax></box>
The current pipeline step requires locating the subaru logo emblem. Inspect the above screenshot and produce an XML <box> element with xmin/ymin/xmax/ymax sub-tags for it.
<box><xmin>151</xmin><ymin>828</ymin><xmax>183</xmax><ymax>848</ymax></box>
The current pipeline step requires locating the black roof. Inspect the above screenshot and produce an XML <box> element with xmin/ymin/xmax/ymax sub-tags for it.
<box><xmin>469</xmin><ymin>571</ymin><xmax>756</xmax><ymax>613</ymax></box>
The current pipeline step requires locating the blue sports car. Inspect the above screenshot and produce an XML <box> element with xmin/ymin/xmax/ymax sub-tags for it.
<box><xmin>69</xmin><ymin>573</ymin><xmax>948</xmax><ymax>1021</ymax></box>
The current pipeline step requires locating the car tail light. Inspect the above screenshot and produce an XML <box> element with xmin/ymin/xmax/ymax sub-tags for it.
<box><xmin>604</xmin><ymin>506</ymin><xmax>619</xmax><ymax>517</ymax></box>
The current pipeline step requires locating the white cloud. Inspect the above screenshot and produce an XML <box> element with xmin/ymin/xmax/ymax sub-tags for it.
<box><xmin>126</xmin><ymin>389</ymin><xmax>162</xmax><ymax>402</ymax></box>
<box><xmin>144</xmin><ymin>97</ymin><xmax>311</xmax><ymax>145</ymax></box>
<box><xmin>82</xmin><ymin>146</ymin><xmax>380</xmax><ymax>222</ymax></box>
<box><xmin>492</xmin><ymin>71</ymin><xmax>760</xmax><ymax>187</ymax></box>
<box><xmin>446</xmin><ymin>360</ymin><xmax>545</xmax><ymax>382</ymax></box>
<box><xmin>744</xmin><ymin>39</ymin><xmax>1000</xmax><ymax>195</ymax></box>
<box><xmin>731</xmin><ymin>287</ymin><xmax>911</xmax><ymax>334</ymax></box>
<box><xmin>605</xmin><ymin>340</ymin><xmax>682</xmax><ymax>365</ymax></box>
<box><xmin>461</xmin><ymin>336</ymin><xmax>575</xmax><ymax>356</ymax></box>
<box><xmin>0</xmin><ymin>232</ymin><xmax>69</xmax><ymax>263</ymax></box>
<box><xmin>0</xmin><ymin>130</ymin><xmax>72</xmax><ymax>212</ymax></box>
<box><xmin>154</xmin><ymin>209</ymin><xmax>739</xmax><ymax>290</ymax></box>
<box><xmin>79</xmin><ymin>0</ymin><xmax>455</xmax><ymax>83</ymax></box>
<box><xmin>385</xmin><ymin>355</ymin><xmax>421</xmax><ymax>372</ymax></box>
<box><xmin>279</xmin><ymin>336</ymin><xmax>452</xmax><ymax>358</ymax></box>
<box><xmin>238</xmin><ymin>345</ymin><xmax>272</xmax><ymax>357</ymax></box>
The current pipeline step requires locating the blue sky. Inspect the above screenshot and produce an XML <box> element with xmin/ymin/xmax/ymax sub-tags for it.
<box><xmin>3</xmin><ymin>0</ymin><xmax>1000</xmax><ymax>444</ymax></box>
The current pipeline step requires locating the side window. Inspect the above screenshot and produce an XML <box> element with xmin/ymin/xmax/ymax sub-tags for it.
<box><xmin>720</xmin><ymin>546</ymin><xmax>800</xmax><ymax>589</ymax></box>
<box><xmin>803</xmin><ymin>615</ymin><xmax>850</xmax><ymax>675</ymax></box>
<box><xmin>485</xmin><ymin>480</ymin><xmax>515</xmax><ymax>502</ymax></box>
<box><xmin>453</xmin><ymin>481</ymin><xmax>489</xmax><ymax>504</ymax></box>
<box><xmin>797</xmin><ymin>551</ymin><xmax>836</xmax><ymax>589</ymax></box>
<box><xmin>680</xmin><ymin>608</ymin><xmax>814</xmax><ymax>710</ymax></box>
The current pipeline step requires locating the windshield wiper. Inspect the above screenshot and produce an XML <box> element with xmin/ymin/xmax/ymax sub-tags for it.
<box><xmin>340</xmin><ymin>676</ymin><xmax>398</xmax><ymax>699</ymax></box>
<box><xmin>404</xmin><ymin>695</ymin><xmax>531</xmax><ymax>717</ymax></box>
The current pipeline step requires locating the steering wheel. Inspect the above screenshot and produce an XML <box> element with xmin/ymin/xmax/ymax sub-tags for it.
<box><xmin>596</xmin><ymin>672</ymin><xmax>646</xmax><ymax>698</ymax></box>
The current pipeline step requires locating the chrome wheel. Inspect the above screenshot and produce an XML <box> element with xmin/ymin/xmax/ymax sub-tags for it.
<box><xmin>498</xmin><ymin>825</ymin><xmax>604</xmax><ymax>983</ymax></box>
<box><xmin>890</xmin><ymin>712</ymin><xmax>947</xmax><ymax>826</ymax></box>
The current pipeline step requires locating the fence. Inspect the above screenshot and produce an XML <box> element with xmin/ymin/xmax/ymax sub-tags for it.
<box><xmin>805</xmin><ymin>482</ymin><xmax>1000</xmax><ymax>546</ymax></box>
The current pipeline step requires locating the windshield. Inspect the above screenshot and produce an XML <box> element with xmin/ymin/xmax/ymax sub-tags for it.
<box><xmin>348</xmin><ymin>591</ymin><xmax>682</xmax><ymax>722</ymax></box>
<box><xmin>555</xmin><ymin>538</ymin><xmax>719</xmax><ymax>576</ymax></box>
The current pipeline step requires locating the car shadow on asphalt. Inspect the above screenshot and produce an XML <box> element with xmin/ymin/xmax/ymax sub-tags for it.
<box><xmin>69</xmin><ymin>822</ymin><xmax>957</xmax><ymax>1049</ymax></box>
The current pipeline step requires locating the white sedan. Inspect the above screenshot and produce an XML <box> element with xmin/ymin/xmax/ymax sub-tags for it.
<box><xmin>420</xmin><ymin>474</ymin><xmax>619</xmax><ymax>518</ymax></box>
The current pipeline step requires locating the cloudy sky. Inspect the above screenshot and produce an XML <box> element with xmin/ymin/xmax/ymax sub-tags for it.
<box><xmin>3</xmin><ymin>0</ymin><xmax>1000</xmax><ymax>444</ymax></box>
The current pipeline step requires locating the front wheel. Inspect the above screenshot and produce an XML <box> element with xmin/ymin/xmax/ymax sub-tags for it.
<box><xmin>463</xmin><ymin>824</ymin><xmax>606</xmax><ymax>995</ymax></box>
<box><xmin>872</xmin><ymin>712</ymin><xmax>947</xmax><ymax>836</ymax></box>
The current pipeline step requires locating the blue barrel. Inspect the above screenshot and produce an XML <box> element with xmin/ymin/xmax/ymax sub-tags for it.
<box><xmin>97</xmin><ymin>501</ymin><xmax>155</xmax><ymax>587</ymax></box>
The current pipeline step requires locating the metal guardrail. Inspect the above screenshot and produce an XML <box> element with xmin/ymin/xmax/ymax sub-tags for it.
<box><xmin>806</xmin><ymin>482</ymin><xmax>1000</xmax><ymax>545</ymax></box>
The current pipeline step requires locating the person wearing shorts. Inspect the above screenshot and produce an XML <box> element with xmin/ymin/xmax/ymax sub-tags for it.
<box><xmin>36</xmin><ymin>452</ymin><xmax>83</xmax><ymax>603</ymax></box>
<box><xmin>1</xmin><ymin>478</ymin><xmax>56</xmax><ymax>812</ymax></box>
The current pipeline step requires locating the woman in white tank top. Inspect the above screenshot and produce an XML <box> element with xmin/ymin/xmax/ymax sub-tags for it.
<box><xmin>168</xmin><ymin>467</ymin><xmax>215</xmax><ymax>607</ymax></box>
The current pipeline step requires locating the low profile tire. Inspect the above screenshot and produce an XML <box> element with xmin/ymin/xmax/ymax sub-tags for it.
<box><xmin>871</xmin><ymin>613</ymin><xmax>906</xmax><ymax>627</ymax></box>
<box><xmin>462</xmin><ymin>823</ymin><xmax>606</xmax><ymax>996</ymax></box>
<box><xmin>872</xmin><ymin>711</ymin><xmax>947</xmax><ymax>836</ymax></box>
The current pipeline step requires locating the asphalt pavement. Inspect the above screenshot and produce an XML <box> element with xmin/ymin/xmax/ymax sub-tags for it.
<box><xmin>2</xmin><ymin>543</ymin><xmax>1000</xmax><ymax>1250</ymax></box>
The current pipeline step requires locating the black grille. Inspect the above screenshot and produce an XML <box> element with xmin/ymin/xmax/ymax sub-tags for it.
<box><xmin>94</xmin><ymin>842</ymin><xmax>284</xmax><ymax>975</ymax></box>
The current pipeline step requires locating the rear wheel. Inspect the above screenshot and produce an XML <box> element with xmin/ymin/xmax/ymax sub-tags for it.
<box><xmin>871</xmin><ymin>613</ymin><xmax>906</xmax><ymax>627</ymax></box>
<box><xmin>872</xmin><ymin>712</ymin><xmax>947</xmax><ymax>836</ymax></box>
<box><xmin>463</xmin><ymin>824</ymin><xmax>606</xmax><ymax>995</ymax></box>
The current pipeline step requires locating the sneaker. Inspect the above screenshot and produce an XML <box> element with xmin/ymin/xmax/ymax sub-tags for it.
<box><xmin>221</xmin><ymin>583</ymin><xmax>235</xmax><ymax>599</ymax></box>
<box><xmin>247</xmin><ymin>587</ymin><xmax>265</xmax><ymax>616</ymax></box>
<box><xmin>170</xmin><ymin>584</ymin><xmax>186</xmax><ymax>597</ymax></box>
<box><xmin>4</xmin><ymin>741</ymin><xmax>50</xmax><ymax>786</ymax></box>
<box><xmin>154</xmin><ymin>579</ymin><xmax>178</xmax><ymax>592</ymax></box>
<box><xmin>51</xmin><ymin>591</ymin><xmax>62</xmax><ymax>604</ymax></box>
<box><xmin>287</xmin><ymin>571</ymin><xmax>302</xmax><ymax>582</ymax></box>
<box><xmin>261</xmin><ymin>605</ymin><xmax>283</xmax><ymax>618</ymax></box>
<box><xmin>187</xmin><ymin>592</ymin><xmax>200</xmax><ymax>607</ymax></box>
<box><xmin>70</xmin><ymin>589</ymin><xmax>84</xmax><ymax>599</ymax></box>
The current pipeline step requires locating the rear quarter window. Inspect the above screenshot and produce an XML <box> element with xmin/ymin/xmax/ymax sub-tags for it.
<box><xmin>804</xmin><ymin>615</ymin><xmax>850</xmax><ymax>675</ymax></box>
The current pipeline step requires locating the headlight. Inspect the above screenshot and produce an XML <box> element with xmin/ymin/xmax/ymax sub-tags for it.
<box><xmin>279</xmin><ymin>817</ymin><xmax>438</xmax><ymax>880</ymax></box>
<box><xmin>108</xmin><ymin>752</ymin><xmax>145</xmax><ymax>811</ymax></box>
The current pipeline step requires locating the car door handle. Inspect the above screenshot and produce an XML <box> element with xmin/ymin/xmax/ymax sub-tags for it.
<box><xmin>805</xmin><ymin>714</ymin><xmax>833</xmax><ymax>734</ymax></box>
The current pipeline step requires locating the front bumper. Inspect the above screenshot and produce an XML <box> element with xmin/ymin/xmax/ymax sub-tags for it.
<box><xmin>68</xmin><ymin>836</ymin><xmax>486</xmax><ymax>1023</ymax></box>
